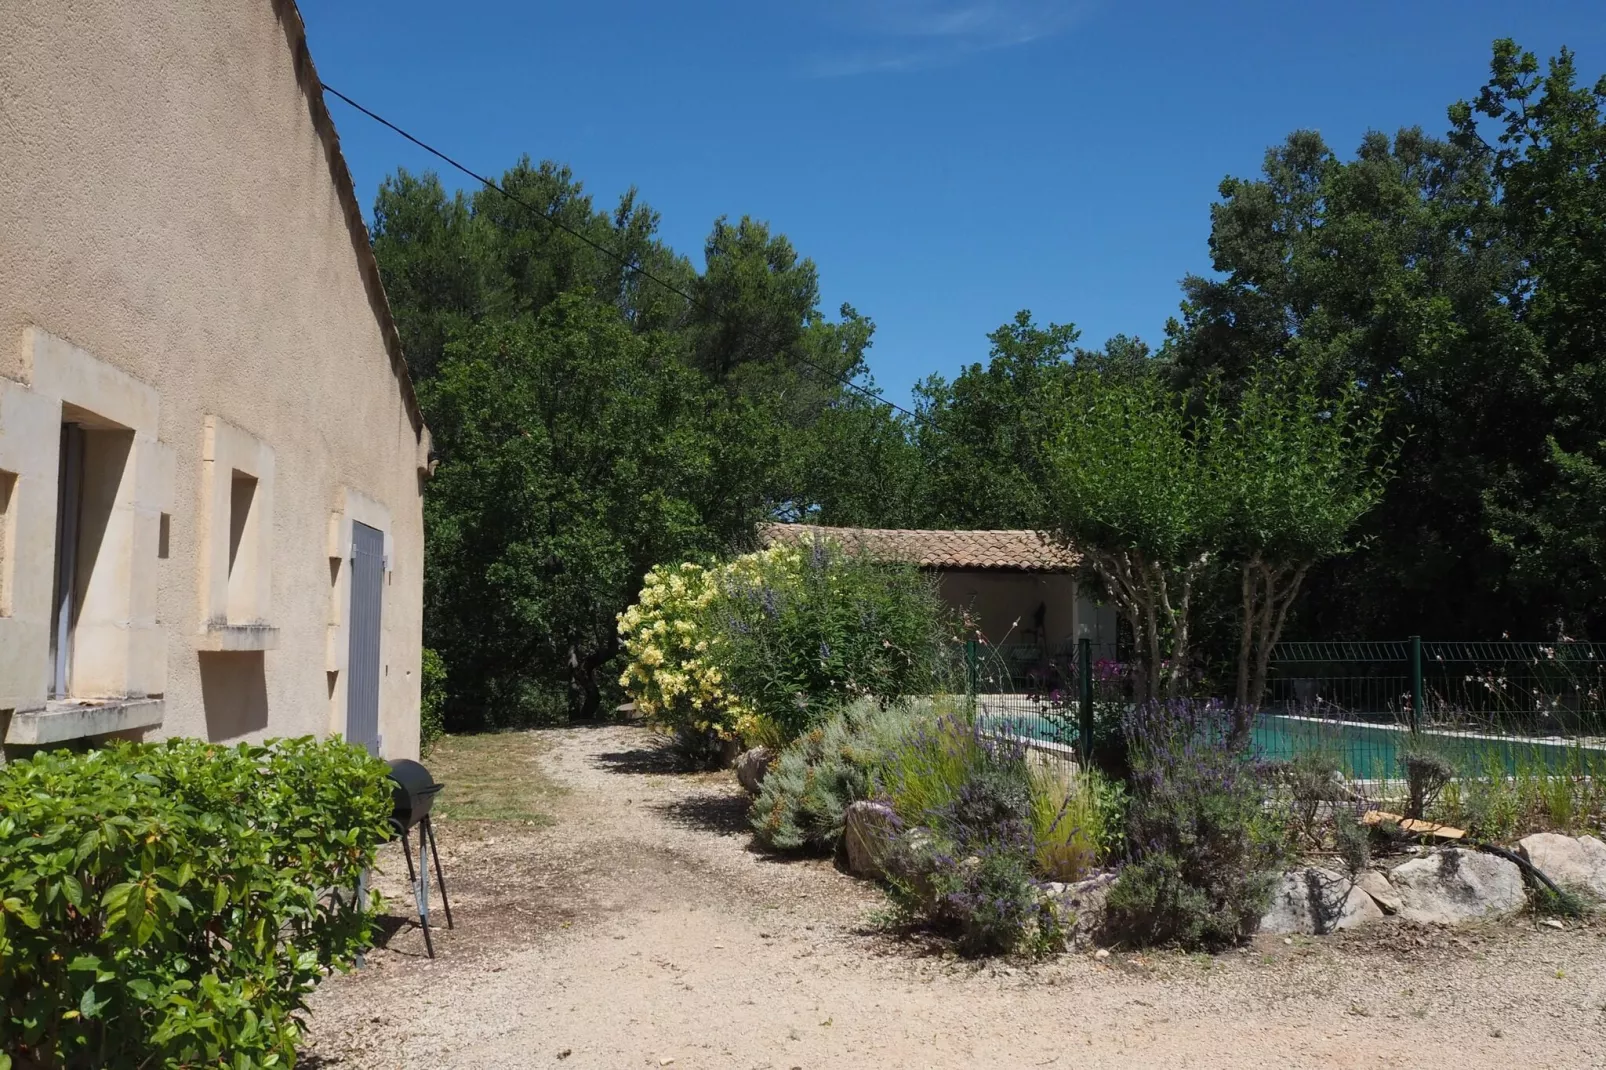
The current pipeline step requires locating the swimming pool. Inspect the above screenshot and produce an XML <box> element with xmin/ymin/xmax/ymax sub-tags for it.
<box><xmin>977</xmin><ymin>703</ymin><xmax>1606</xmax><ymax>778</ymax></box>
<box><xmin>1251</xmin><ymin>713</ymin><xmax>1603</xmax><ymax>778</ymax></box>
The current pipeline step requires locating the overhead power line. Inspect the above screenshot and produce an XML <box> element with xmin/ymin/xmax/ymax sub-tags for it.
<box><xmin>319</xmin><ymin>83</ymin><xmax>918</xmax><ymax>420</ymax></box>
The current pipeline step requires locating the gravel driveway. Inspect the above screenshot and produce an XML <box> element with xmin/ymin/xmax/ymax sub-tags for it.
<box><xmin>305</xmin><ymin>723</ymin><xmax>1606</xmax><ymax>1069</ymax></box>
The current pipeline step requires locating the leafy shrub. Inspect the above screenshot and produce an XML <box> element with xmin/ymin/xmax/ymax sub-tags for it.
<box><xmin>619</xmin><ymin>540</ymin><xmax>952</xmax><ymax>749</ymax></box>
<box><xmin>1333</xmin><ymin>808</ymin><xmax>1371</xmax><ymax>877</ymax></box>
<box><xmin>421</xmin><ymin>646</ymin><xmax>448</xmax><ymax>753</ymax></box>
<box><xmin>1104</xmin><ymin>700</ymin><xmax>1283</xmax><ymax>951</ymax></box>
<box><xmin>750</xmin><ymin>699</ymin><xmax>927</xmax><ymax>852</ymax></box>
<box><xmin>1402</xmin><ymin>748</ymin><xmax>1454</xmax><ymax>821</ymax></box>
<box><xmin>713</xmin><ymin>537</ymin><xmax>952</xmax><ymax>744</ymax></box>
<box><xmin>1085</xmin><ymin>698</ymin><xmax>1133</xmax><ymax>781</ymax></box>
<box><xmin>1028</xmin><ymin>763</ymin><xmax>1126</xmax><ymax>882</ymax></box>
<box><xmin>940</xmin><ymin>837</ymin><xmax>1059</xmax><ymax>958</ymax></box>
<box><xmin>0</xmin><ymin>738</ymin><xmax>391</xmax><ymax>1068</ymax></box>
<box><xmin>618</xmin><ymin>557</ymin><xmax>757</xmax><ymax>744</ymax></box>
<box><xmin>1271</xmin><ymin>748</ymin><xmax>1345</xmax><ymax>849</ymax></box>
<box><xmin>1103</xmin><ymin>853</ymin><xmax>1227</xmax><ymax>948</ymax></box>
<box><xmin>931</xmin><ymin>753</ymin><xmax>1033</xmax><ymax>840</ymax></box>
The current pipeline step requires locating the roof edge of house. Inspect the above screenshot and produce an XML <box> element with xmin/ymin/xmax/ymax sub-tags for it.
<box><xmin>758</xmin><ymin>522</ymin><xmax>1081</xmax><ymax>573</ymax></box>
<box><xmin>277</xmin><ymin>0</ymin><xmax>426</xmax><ymax>442</ymax></box>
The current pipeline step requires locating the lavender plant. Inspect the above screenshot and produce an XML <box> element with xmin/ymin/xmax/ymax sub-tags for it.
<box><xmin>887</xmin><ymin>732</ymin><xmax>1066</xmax><ymax>957</ymax></box>
<box><xmin>1104</xmin><ymin>699</ymin><xmax>1284</xmax><ymax>950</ymax></box>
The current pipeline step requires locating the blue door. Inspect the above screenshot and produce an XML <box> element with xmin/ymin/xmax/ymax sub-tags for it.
<box><xmin>346</xmin><ymin>521</ymin><xmax>384</xmax><ymax>754</ymax></box>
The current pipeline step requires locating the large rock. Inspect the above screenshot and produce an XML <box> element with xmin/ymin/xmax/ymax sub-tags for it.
<box><xmin>1389</xmin><ymin>848</ymin><xmax>1526</xmax><ymax>925</ymax></box>
<box><xmin>842</xmin><ymin>801</ymin><xmax>900</xmax><ymax>879</ymax></box>
<box><xmin>1517</xmin><ymin>833</ymin><xmax>1606</xmax><ymax>900</ymax></box>
<box><xmin>1259</xmin><ymin>867</ymin><xmax>1384</xmax><ymax>935</ymax></box>
<box><xmin>733</xmin><ymin>746</ymin><xmax>775</xmax><ymax>796</ymax></box>
<box><xmin>1049</xmin><ymin>871</ymin><xmax>1118</xmax><ymax>938</ymax></box>
<box><xmin>1355</xmin><ymin>869</ymin><xmax>1402</xmax><ymax>915</ymax></box>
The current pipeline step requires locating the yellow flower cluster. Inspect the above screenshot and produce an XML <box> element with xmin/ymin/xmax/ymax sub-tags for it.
<box><xmin>616</xmin><ymin>546</ymin><xmax>803</xmax><ymax>743</ymax></box>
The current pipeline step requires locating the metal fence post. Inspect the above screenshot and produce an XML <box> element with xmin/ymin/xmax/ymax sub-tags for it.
<box><xmin>965</xmin><ymin>639</ymin><xmax>979</xmax><ymax>715</ymax></box>
<box><xmin>1078</xmin><ymin>636</ymin><xmax>1094</xmax><ymax>766</ymax></box>
<box><xmin>1409</xmin><ymin>635</ymin><xmax>1423</xmax><ymax>735</ymax></box>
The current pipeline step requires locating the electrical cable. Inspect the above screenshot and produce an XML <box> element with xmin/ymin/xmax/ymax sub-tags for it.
<box><xmin>319</xmin><ymin>82</ymin><xmax>919</xmax><ymax>421</ymax></box>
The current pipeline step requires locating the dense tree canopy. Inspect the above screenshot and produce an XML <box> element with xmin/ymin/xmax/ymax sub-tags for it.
<box><xmin>373</xmin><ymin>162</ymin><xmax>891</xmax><ymax>727</ymax></box>
<box><xmin>1162</xmin><ymin>41</ymin><xmax>1606</xmax><ymax>641</ymax></box>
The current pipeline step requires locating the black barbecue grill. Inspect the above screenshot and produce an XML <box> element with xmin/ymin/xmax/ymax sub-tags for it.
<box><xmin>386</xmin><ymin>758</ymin><xmax>453</xmax><ymax>957</ymax></box>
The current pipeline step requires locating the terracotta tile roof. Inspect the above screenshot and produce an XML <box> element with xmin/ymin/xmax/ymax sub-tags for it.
<box><xmin>758</xmin><ymin>524</ymin><xmax>1080</xmax><ymax>572</ymax></box>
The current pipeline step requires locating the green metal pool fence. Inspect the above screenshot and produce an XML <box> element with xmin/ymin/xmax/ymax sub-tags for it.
<box><xmin>960</xmin><ymin>637</ymin><xmax>1122</xmax><ymax>762</ymax></box>
<box><xmin>1264</xmin><ymin>639</ymin><xmax>1606</xmax><ymax>782</ymax></box>
<box><xmin>960</xmin><ymin>637</ymin><xmax>1606</xmax><ymax>786</ymax></box>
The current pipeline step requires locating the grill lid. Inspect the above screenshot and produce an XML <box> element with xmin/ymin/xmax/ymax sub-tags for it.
<box><xmin>387</xmin><ymin>758</ymin><xmax>443</xmax><ymax>834</ymax></box>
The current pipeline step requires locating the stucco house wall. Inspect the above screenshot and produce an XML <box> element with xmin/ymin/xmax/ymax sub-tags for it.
<box><xmin>0</xmin><ymin>1</ymin><xmax>428</xmax><ymax>759</ymax></box>
<box><xmin>936</xmin><ymin>570</ymin><xmax>1117</xmax><ymax>650</ymax></box>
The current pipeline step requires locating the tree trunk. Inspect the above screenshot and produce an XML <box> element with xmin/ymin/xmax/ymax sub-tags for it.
<box><xmin>1235</xmin><ymin>566</ymin><xmax>1256</xmax><ymax>709</ymax></box>
<box><xmin>1250</xmin><ymin>562</ymin><xmax>1308</xmax><ymax>716</ymax></box>
<box><xmin>1233</xmin><ymin>558</ymin><xmax>1311</xmax><ymax>741</ymax></box>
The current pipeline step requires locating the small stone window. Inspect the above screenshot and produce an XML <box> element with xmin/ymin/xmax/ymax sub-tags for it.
<box><xmin>196</xmin><ymin>416</ymin><xmax>277</xmax><ymax>650</ymax></box>
<box><xmin>0</xmin><ymin>469</ymin><xmax>15</xmax><ymax>617</ymax></box>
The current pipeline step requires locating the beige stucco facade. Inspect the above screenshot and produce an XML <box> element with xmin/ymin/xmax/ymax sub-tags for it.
<box><xmin>0</xmin><ymin>1</ymin><xmax>428</xmax><ymax>759</ymax></box>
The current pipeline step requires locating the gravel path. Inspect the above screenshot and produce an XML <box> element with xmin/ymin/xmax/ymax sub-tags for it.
<box><xmin>305</xmin><ymin>724</ymin><xmax>1606</xmax><ymax>1069</ymax></box>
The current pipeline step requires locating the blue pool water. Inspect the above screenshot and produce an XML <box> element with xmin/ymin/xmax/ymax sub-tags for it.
<box><xmin>980</xmin><ymin>708</ymin><xmax>1604</xmax><ymax>778</ymax></box>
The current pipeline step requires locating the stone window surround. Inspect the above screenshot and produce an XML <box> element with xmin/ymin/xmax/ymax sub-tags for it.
<box><xmin>195</xmin><ymin>415</ymin><xmax>278</xmax><ymax>651</ymax></box>
<box><xmin>0</xmin><ymin>329</ymin><xmax>173</xmax><ymax>742</ymax></box>
<box><xmin>324</xmin><ymin>487</ymin><xmax>393</xmax><ymax>741</ymax></box>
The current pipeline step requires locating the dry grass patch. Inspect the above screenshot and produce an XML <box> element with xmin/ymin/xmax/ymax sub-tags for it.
<box><xmin>426</xmin><ymin>730</ymin><xmax>564</xmax><ymax>823</ymax></box>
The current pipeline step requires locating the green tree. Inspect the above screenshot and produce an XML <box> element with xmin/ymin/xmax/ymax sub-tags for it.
<box><xmin>1047</xmin><ymin>368</ymin><xmax>1390</xmax><ymax>708</ymax></box>
<box><xmin>1211</xmin><ymin>366</ymin><xmax>1392</xmax><ymax>713</ymax></box>
<box><xmin>420</xmin><ymin>294</ymin><xmax>767</xmax><ymax>727</ymax></box>
<box><xmin>1462</xmin><ymin>43</ymin><xmax>1606</xmax><ymax>633</ymax></box>
<box><xmin>371</xmin><ymin>160</ymin><xmax>889</xmax><ymax>727</ymax></box>
<box><xmin>1048</xmin><ymin>371</ymin><xmax>1218</xmax><ymax>701</ymax></box>
<box><xmin>1164</xmin><ymin>40</ymin><xmax>1606</xmax><ymax>641</ymax></box>
<box><xmin>913</xmin><ymin>312</ymin><xmax>1081</xmax><ymax>528</ymax></box>
<box><xmin>372</xmin><ymin>161</ymin><xmax>694</xmax><ymax>384</ymax></box>
<box><xmin>787</xmin><ymin>394</ymin><xmax>926</xmax><ymax>528</ymax></box>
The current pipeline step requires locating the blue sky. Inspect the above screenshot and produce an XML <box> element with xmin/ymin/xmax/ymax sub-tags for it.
<box><xmin>303</xmin><ymin>1</ymin><xmax>1605</xmax><ymax>406</ymax></box>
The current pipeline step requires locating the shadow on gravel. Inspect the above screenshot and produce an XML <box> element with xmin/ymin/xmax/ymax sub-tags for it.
<box><xmin>595</xmin><ymin>745</ymin><xmax>681</xmax><ymax>775</ymax></box>
<box><xmin>651</xmin><ymin>792</ymin><xmax>752</xmax><ymax>836</ymax></box>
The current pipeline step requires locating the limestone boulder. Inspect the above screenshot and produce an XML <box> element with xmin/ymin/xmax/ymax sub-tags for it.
<box><xmin>1259</xmin><ymin>867</ymin><xmax>1384</xmax><ymax>935</ymax></box>
<box><xmin>1355</xmin><ymin>869</ymin><xmax>1402</xmax><ymax>915</ymax></box>
<box><xmin>733</xmin><ymin>746</ymin><xmax>775</xmax><ymax>796</ymax></box>
<box><xmin>1052</xmin><ymin>871</ymin><xmax>1118</xmax><ymax>938</ymax></box>
<box><xmin>842</xmin><ymin>801</ymin><xmax>900</xmax><ymax>879</ymax></box>
<box><xmin>1517</xmin><ymin>833</ymin><xmax>1606</xmax><ymax>901</ymax></box>
<box><xmin>1389</xmin><ymin>848</ymin><xmax>1526</xmax><ymax>925</ymax></box>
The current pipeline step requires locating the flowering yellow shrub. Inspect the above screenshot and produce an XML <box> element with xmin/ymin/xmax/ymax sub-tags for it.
<box><xmin>617</xmin><ymin>545</ymin><xmax>802</xmax><ymax>743</ymax></box>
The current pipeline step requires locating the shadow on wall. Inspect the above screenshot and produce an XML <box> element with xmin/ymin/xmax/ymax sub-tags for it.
<box><xmin>199</xmin><ymin>651</ymin><xmax>269</xmax><ymax>741</ymax></box>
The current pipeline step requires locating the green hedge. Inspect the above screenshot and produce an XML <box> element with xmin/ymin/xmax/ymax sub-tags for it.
<box><xmin>0</xmin><ymin>737</ymin><xmax>393</xmax><ymax>1068</ymax></box>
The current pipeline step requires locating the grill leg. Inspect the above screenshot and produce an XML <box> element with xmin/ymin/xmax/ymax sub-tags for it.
<box><xmin>402</xmin><ymin>828</ymin><xmax>418</xmax><ymax>886</ymax></box>
<box><xmin>423</xmin><ymin>815</ymin><xmax>453</xmax><ymax>930</ymax></box>
<box><xmin>416</xmin><ymin>823</ymin><xmax>434</xmax><ymax>958</ymax></box>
